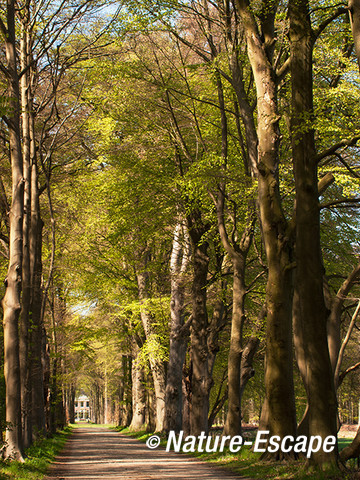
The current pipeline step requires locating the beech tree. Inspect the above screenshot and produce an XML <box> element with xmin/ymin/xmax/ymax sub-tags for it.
<box><xmin>1</xmin><ymin>0</ymin><xmax>25</xmax><ymax>460</ymax></box>
<box><xmin>0</xmin><ymin>0</ymin><xmax>116</xmax><ymax>457</ymax></box>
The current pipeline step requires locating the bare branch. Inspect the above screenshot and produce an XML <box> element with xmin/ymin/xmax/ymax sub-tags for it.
<box><xmin>335</xmin><ymin>300</ymin><xmax>360</xmax><ymax>388</ymax></box>
<box><xmin>338</xmin><ymin>361</ymin><xmax>360</xmax><ymax>387</ymax></box>
<box><xmin>320</xmin><ymin>198</ymin><xmax>360</xmax><ymax>209</ymax></box>
<box><xmin>313</xmin><ymin>6</ymin><xmax>348</xmax><ymax>39</ymax></box>
<box><xmin>316</xmin><ymin>135</ymin><xmax>360</xmax><ymax>163</ymax></box>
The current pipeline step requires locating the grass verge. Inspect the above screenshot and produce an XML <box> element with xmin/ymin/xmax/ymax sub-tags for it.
<box><xmin>114</xmin><ymin>427</ymin><xmax>357</xmax><ymax>480</ymax></box>
<box><xmin>0</xmin><ymin>426</ymin><xmax>72</xmax><ymax>480</ymax></box>
<box><xmin>72</xmin><ymin>422</ymin><xmax>115</xmax><ymax>429</ymax></box>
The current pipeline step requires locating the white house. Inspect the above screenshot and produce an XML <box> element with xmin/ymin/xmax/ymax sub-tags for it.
<box><xmin>75</xmin><ymin>394</ymin><xmax>91</xmax><ymax>421</ymax></box>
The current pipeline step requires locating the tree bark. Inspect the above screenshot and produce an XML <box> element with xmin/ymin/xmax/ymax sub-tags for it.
<box><xmin>164</xmin><ymin>223</ymin><xmax>190</xmax><ymax>433</ymax></box>
<box><xmin>240</xmin><ymin>336</ymin><xmax>260</xmax><ymax>398</ymax></box>
<box><xmin>289</xmin><ymin>0</ymin><xmax>338</xmax><ymax>466</ymax></box>
<box><xmin>339</xmin><ymin>425</ymin><xmax>360</xmax><ymax>462</ymax></box>
<box><xmin>30</xmin><ymin>210</ymin><xmax>46</xmax><ymax>438</ymax></box>
<box><xmin>187</xmin><ymin>212</ymin><xmax>211</xmax><ymax>435</ymax></box>
<box><xmin>19</xmin><ymin>15</ymin><xmax>32</xmax><ymax>449</ymax></box>
<box><xmin>334</xmin><ymin>301</ymin><xmax>360</xmax><ymax>390</ymax></box>
<box><xmin>349</xmin><ymin>0</ymin><xmax>360</xmax><ymax>71</ymax></box>
<box><xmin>136</xmin><ymin>253</ymin><xmax>166</xmax><ymax>432</ymax></box>
<box><xmin>2</xmin><ymin>0</ymin><xmax>25</xmax><ymax>460</ymax></box>
<box><xmin>234</xmin><ymin>0</ymin><xmax>297</xmax><ymax>447</ymax></box>
<box><xmin>212</xmin><ymin>66</ymin><xmax>257</xmax><ymax>437</ymax></box>
<box><xmin>129</xmin><ymin>343</ymin><xmax>146</xmax><ymax>431</ymax></box>
<box><xmin>223</xmin><ymin>256</ymin><xmax>247</xmax><ymax>436</ymax></box>
<box><xmin>119</xmin><ymin>355</ymin><xmax>132</xmax><ymax>426</ymax></box>
<box><xmin>327</xmin><ymin>261</ymin><xmax>360</xmax><ymax>375</ymax></box>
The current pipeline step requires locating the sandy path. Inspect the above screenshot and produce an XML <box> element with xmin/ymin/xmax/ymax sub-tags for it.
<box><xmin>45</xmin><ymin>426</ymin><xmax>248</xmax><ymax>480</ymax></box>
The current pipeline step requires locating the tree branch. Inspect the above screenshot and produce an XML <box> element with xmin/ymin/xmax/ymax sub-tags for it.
<box><xmin>320</xmin><ymin>198</ymin><xmax>360</xmax><ymax>209</ymax></box>
<box><xmin>335</xmin><ymin>300</ymin><xmax>360</xmax><ymax>388</ymax></box>
<box><xmin>338</xmin><ymin>361</ymin><xmax>360</xmax><ymax>388</ymax></box>
<box><xmin>313</xmin><ymin>7</ymin><xmax>348</xmax><ymax>39</ymax></box>
<box><xmin>318</xmin><ymin>172</ymin><xmax>335</xmax><ymax>195</ymax></box>
<box><xmin>316</xmin><ymin>136</ymin><xmax>360</xmax><ymax>163</ymax></box>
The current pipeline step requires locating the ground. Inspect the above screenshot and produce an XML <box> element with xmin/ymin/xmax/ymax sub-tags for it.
<box><xmin>45</xmin><ymin>426</ymin><xmax>248</xmax><ymax>480</ymax></box>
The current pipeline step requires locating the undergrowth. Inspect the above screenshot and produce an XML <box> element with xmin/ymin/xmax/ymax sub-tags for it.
<box><xmin>0</xmin><ymin>426</ymin><xmax>72</xmax><ymax>480</ymax></box>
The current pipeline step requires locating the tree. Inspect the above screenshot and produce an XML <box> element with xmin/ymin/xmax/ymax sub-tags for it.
<box><xmin>1</xmin><ymin>0</ymin><xmax>25</xmax><ymax>460</ymax></box>
<box><xmin>233</xmin><ymin>0</ymin><xmax>298</xmax><ymax>450</ymax></box>
<box><xmin>164</xmin><ymin>223</ymin><xmax>190</xmax><ymax>433</ymax></box>
<box><xmin>289</xmin><ymin>0</ymin><xmax>338</xmax><ymax>465</ymax></box>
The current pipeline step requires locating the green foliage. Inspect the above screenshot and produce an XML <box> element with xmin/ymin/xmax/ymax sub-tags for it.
<box><xmin>0</xmin><ymin>427</ymin><xmax>72</xmax><ymax>480</ymax></box>
<box><xmin>32</xmin><ymin>0</ymin><xmax>360</xmax><ymax>453</ymax></box>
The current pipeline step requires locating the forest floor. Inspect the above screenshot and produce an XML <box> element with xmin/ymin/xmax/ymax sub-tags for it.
<box><xmin>45</xmin><ymin>426</ymin><xmax>248</xmax><ymax>480</ymax></box>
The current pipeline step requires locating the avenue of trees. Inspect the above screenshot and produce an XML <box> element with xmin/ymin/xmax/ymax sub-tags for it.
<box><xmin>0</xmin><ymin>0</ymin><xmax>360</xmax><ymax>473</ymax></box>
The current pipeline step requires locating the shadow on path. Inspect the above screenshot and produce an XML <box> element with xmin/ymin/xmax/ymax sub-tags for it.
<box><xmin>45</xmin><ymin>427</ymin><xmax>248</xmax><ymax>480</ymax></box>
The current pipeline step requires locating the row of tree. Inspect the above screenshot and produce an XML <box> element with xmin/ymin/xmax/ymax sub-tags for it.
<box><xmin>0</xmin><ymin>0</ymin><xmax>114</xmax><ymax>460</ymax></box>
<box><xmin>1</xmin><ymin>0</ymin><xmax>360</xmax><ymax>472</ymax></box>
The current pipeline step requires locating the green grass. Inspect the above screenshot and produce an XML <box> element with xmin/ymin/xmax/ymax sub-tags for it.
<box><xmin>0</xmin><ymin>426</ymin><xmax>72</xmax><ymax>480</ymax></box>
<box><xmin>115</xmin><ymin>428</ymin><xmax>358</xmax><ymax>480</ymax></box>
<box><xmin>72</xmin><ymin>422</ymin><xmax>115</xmax><ymax>429</ymax></box>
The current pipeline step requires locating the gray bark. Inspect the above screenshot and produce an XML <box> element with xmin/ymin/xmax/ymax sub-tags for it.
<box><xmin>129</xmin><ymin>343</ymin><xmax>146</xmax><ymax>431</ymax></box>
<box><xmin>164</xmin><ymin>223</ymin><xmax>190</xmax><ymax>433</ymax></box>
<box><xmin>136</xmin><ymin>254</ymin><xmax>166</xmax><ymax>432</ymax></box>
<box><xmin>2</xmin><ymin>0</ymin><xmax>25</xmax><ymax>460</ymax></box>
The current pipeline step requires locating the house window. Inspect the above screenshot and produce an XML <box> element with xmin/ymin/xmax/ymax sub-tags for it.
<box><xmin>80</xmin><ymin>401</ymin><xmax>83</xmax><ymax>407</ymax></box>
<box><xmin>86</xmin><ymin>401</ymin><xmax>89</xmax><ymax>407</ymax></box>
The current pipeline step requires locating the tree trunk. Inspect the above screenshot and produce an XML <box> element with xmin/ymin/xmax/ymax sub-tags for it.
<box><xmin>240</xmin><ymin>336</ymin><xmax>260</xmax><ymax>398</ymax></box>
<box><xmin>2</xmin><ymin>0</ymin><xmax>25</xmax><ymax>460</ymax></box>
<box><xmin>293</xmin><ymin>289</ymin><xmax>310</xmax><ymax>437</ymax></box>
<box><xmin>129</xmin><ymin>343</ymin><xmax>146</xmax><ymax>431</ymax></box>
<box><xmin>327</xmin><ymin>262</ymin><xmax>360</xmax><ymax>375</ymax></box>
<box><xmin>182</xmin><ymin>359</ymin><xmax>192</xmax><ymax>436</ymax></box>
<box><xmin>67</xmin><ymin>385</ymin><xmax>75</xmax><ymax>424</ymax></box>
<box><xmin>19</xmin><ymin>17</ymin><xmax>32</xmax><ymax>449</ymax></box>
<box><xmin>164</xmin><ymin>224</ymin><xmax>190</xmax><ymax>433</ymax></box>
<box><xmin>234</xmin><ymin>0</ymin><xmax>297</xmax><ymax>447</ymax></box>
<box><xmin>136</xmin><ymin>253</ymin><xmax>166</xmax><ymax>432</ymax></box>
<box><xmin>289</xmin><ymin>0</ymin><xmax>338</xmax><ymax>466</ymax></box>
<box><xmin>349</xmin><ymin>0</ymin><xmax>360</xmax><ymax>71</ymax></box>
<box><xmin>187</xmin><ymin>212</ymin><xmax>211</xmax><ymax>435</ymax></box>
<box><xmin>340</xmin><ymin>426</ymin><xmax>360</xmax><ymax>462</ymax></box>
<box><xmin>119</xmin><ymin>355</ymin><xmax>132</xmax><ymax>426</ymax></box>
<box><xmin>223</xmin><ymin>258</ymin><xmax>246</xmax><ymax>436</ymax></box>
<box><xmin>30</xmin><ymin>214</ymin><xmax>46</xmax><ymax>438</ymax></box>
<box><xmin>124</xmin><ymin>356</ymin><xmax>133</xmax><ymax>426</ymax></box>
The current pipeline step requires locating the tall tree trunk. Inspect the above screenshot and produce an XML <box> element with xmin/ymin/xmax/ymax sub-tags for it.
<box><xmin>30</xmin><ymin>213</ymin><xmax>46</xmax><ymax>437</ymax></box>
<box><xmin>187</xmin><ymin>212</ymin><xmax>211</xmax><ymax>435</ymax></box>
<box><xmin>212</xmin><ymin>64</ymin><xmax>257</xmax><ymax>437</ymax></box>
<box><xmin>136</xmin><ymin>251</ymin><xmax>166</xmax><ymax>432</ymax></box>
<box><xmin>164</xmin><ymin>223</ymin><xmax>190</xmax><ymax>433</ymax></box>
<box><xmin>289</xmin><ymin>0</ymin><xmax>338</xmax><ymax>466</ymax></box>
<box><xmin>19</xmin><ymin>17</ymin><xmax>32</xmax><ymax>449</ymax></box>
<box><xmin>2</xmin><ymin>0</ymin><xmax>25</xmax><ymax>460</ymax></box>
<box><xmin>223</xmin><ymin>256</ymin><xmax>247</xmax><ymax>436</ymax></box>
<box><xmin>66</xmin><ymin>385</ymin><xmax>75</xmax><ymax>424</ymax></box>
<box><xmin>234</xmin><ymin>0</ymin><xmax>297</xmax><ymax>447</ymax></box>
<box><xmin>119</xmin><ymin>355</ymin><xmax>132</xmax><ymax>426</ymax></box>
<box><xmin>129</xmin><ymin>343</ymin><xmax>146</xmax><ymax>431</ymax></box>
<box><xmin>349</xmin><ymin>0</ymin><xmax>360</xmax><ymax>71</ymax></box>
<box><xmin>182</xmin><ymin>359</ymin><xmax>191</xmax><ymax>436</ymax></box>
<box><xmin>215</xmin><ymin>193</ymin><xmax>254</xmax><ymax>437</ymax></box>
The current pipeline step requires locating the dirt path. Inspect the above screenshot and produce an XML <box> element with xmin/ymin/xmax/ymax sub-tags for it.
<box><xmin>45</xmin><ymin>426</ymin><xmax>248</xmax><ymax>480</ymax></box>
